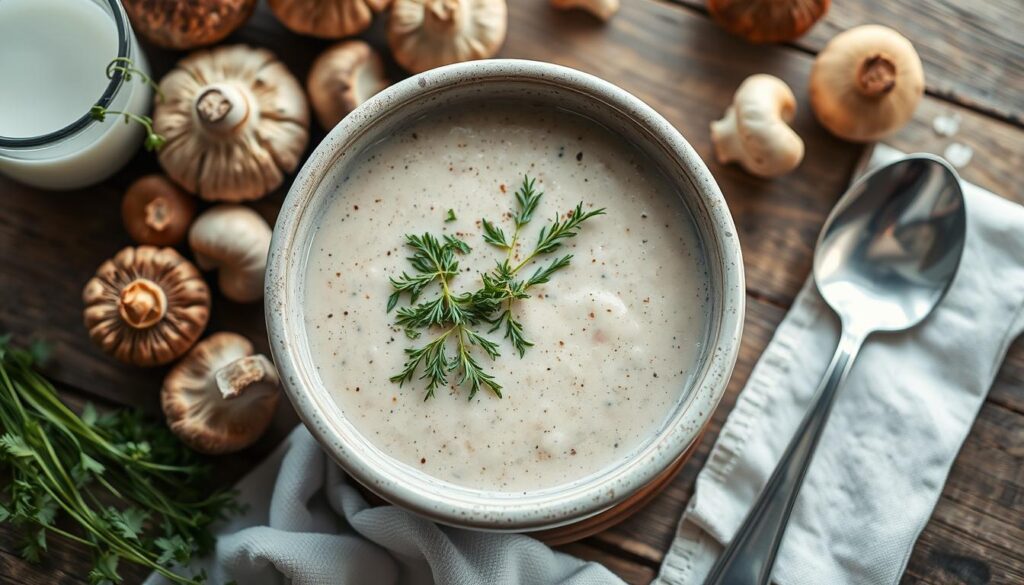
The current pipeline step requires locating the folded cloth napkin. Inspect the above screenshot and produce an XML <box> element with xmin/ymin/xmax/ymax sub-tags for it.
<box><xmin>145</xmin><ymin>424</ymin><xmax>624</xmax><ymax>585</ymax></box>
<box><xmin>655</xmin><ymin>144</ymin><xmax>1024</xmax><ymax>585</ymax></box>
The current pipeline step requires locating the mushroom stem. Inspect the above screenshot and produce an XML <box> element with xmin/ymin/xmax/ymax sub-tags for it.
<box><xmin>423</xmin><ymin>0</ymin><xmax>464</xmax><ymax>35</ymax></box>
<box><xmin>215</xmin><ymin>355</ymin><xmax>280</xmax><ymax>401</ymax></box>
<box><xmin>856</xmin><ymin>53</ymin><xmax>897</xmax><ymax>98</ymax></box>
<box><xmin>118</xmin><ymin>278</ymin><xmax>168</xmax><ymax>329</ymax></box>
<box><xmin>144</xmin><ymin>197</ymin><xmax>173</xmax><ymax>233</ymax></box>
<box><xmin>195</xmin><ymin>84</ymin><xmax>252</xmax><ymax>134</ymax></box>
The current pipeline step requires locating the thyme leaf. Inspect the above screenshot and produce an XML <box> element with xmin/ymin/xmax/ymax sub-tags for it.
<box><xmin>388</xmin><ymin>175</ymin><xmax>604</xmax><ymax>400</ymax></box>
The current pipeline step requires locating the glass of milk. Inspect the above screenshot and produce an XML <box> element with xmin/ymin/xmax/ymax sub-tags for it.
<box><xmin>0</xmin><ymin>0</ymin><xmax>152</xmax><ymax>190</ymax></box>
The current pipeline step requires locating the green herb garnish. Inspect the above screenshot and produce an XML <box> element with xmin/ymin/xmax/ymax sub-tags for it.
<box><xmin>387</xmin><ymin>176</ymin><xmax>605</xmax><ymax>400</ymax></box>
<box><xmin>89</xmin><ymin>58</ymin><xmax>166</xmax><ymax>152</ymax></box>
<box><xmin>445</xmin><ymin>209</ymin><xmax>457</xmax><ymax>222</ymax></box>
<box><xmin>0</xmin><ymin>336</ymin><xmax>241</xmax><ymax>584</ymax></box>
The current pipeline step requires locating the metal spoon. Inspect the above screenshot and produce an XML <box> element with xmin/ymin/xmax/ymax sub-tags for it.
<box><xmin>704</xmin><ymin>154</ymin><xmax>967</xmax><ymax>585</ymax></box>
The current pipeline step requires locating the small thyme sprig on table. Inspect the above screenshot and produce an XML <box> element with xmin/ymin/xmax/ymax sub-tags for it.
<box><xmin>89</xmin><ymin>57</ymin><xmax>166</xmax><ymax>152</ymax></box>
<box><xmin>387</xmin><ymin>175</ymin><xmax>605</xmax><ymax>401</ymax></box>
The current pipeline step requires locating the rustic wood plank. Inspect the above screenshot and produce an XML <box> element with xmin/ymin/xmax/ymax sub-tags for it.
<box><xmin>667</xmin><ymin>0</ymin><xmax>1024</xmax><ymax>126</ymax></box>
<box><xmin>558</xmin><ymin>542</ymin><xmax>658</xmax><ymax>584</ymax></box>
<box><xmin>884</xmin><ymin>98</ymin><xmax>1024</xmax><ymax>203</ymax></box>
<box><xmin>989</xmin><ymin>339</ymin><xmax>1024</xmax><ymax>415</ymax></box>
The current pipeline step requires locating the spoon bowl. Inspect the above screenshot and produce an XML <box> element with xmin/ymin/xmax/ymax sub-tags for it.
<box><xmin>815</xmin><ymin>154</ymin><xmax>967</xmax><ymax>334</ymax></box>
<box><xmin>705</xmin><ymin>153</ymin><xmax>966</xmax><ymax>585</ymax></box>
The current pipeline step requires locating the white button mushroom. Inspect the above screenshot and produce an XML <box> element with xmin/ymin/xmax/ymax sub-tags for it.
<box><xmin>550</xmin><ymin>0</ymin><xmax>620</xmax><ymax>21</ymax></box>
<box><xmin>162</xmin><ymin>333</ymin><xmax>281</xmax><ymax>454</ymax></box>
<box><xmin>388</xmin><ymin>0</ymin><xmax>508</xmax><ymax>74</ymax></box>
<box><xmin>710</xmin><ymin>74</ymin><xmax>805</xmax><ymax>178</ymax></box>
<box><xmin>188</xmin><ymin>205</ymin><xmax>272</xmax><ymax>303</ymax></box>
<box><xmin>307</xmin><ymin>40</ymin><xmax>390</xmax><ymax>130</ymax></box>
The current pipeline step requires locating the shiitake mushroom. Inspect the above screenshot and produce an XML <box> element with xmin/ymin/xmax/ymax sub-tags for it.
<box><xmin>83</xmin><ymin>246</ymin><xmax>210</xmax><ymax>367</ymax></box>
<box><xmin>122</xmin><ymin>0</ymin><xmax>256</xmax><ymax>50</ymax></box>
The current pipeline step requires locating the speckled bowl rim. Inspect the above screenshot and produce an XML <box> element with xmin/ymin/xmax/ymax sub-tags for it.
<box><xmin>266</xmin><ymin>59</ymin><xmax>745</xmax><ymax>532</ymax></box>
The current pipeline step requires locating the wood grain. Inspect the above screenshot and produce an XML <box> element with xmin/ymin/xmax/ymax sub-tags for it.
<box><xmin>0</xmin><ymin>0</ymin><xmax>1021</xmax><ymax>583</ymax></box>
<box><xmin>670</xmin><ymin>0</ymin><xmax>1024</xmax><ymax>126</ymax></box>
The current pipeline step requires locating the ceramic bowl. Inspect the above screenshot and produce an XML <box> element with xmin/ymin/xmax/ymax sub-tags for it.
<box><xmin>266</xmin><ymin>59</ymin><xmax>744</xmax><ymax>536</ymax></box>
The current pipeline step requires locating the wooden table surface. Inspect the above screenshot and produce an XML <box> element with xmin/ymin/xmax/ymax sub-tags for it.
<box><xmin>2</xmin><ymin>1</ymin><xmax>1022</xmax><ymax>583</ymax></box>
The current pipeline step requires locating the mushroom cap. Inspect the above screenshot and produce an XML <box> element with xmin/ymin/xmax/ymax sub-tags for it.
<box><xmin>307</xmin><ymin>40</ymin><xmax>390</xmax><ymax>129</ymax></box>
<box><xmin>122</xmin><ymin>174</ymin><xmax>197</xmax><ymax>246</ymax></box>
<box><xmin>123</xmin><ymin>0</ymin><xmax>257</xmax><ymax>50</ymax></box>
<box><xmin>162</xmin><ymin>332</ymin><xmax>281</xmax><ymax>454</ymax></box>
<box><xmin>268</xmin><ymin>0</ymin><xmax>393</xmax><ymax>39</ymax></box>
<box><xmin>188</xmin><ymin>204</ymin><xmax>272</xmax><ymax>303</ymax></box>
<box><xmin>83</xmin><ymin>246</ymin><xmax>210</xmax><ymax>367</ymax></box>
<box><xmin>389</xmin><ymin>0</ymin><xmax>508</xmax><ymax>74</ymax></box>
<box><xmin>810</xmin><ymin>25</ymin><xmax>925</xmax><ymax>142</ymax></box>
<box><xmin>154</xmin><ymin>45</ymin><xmax>311</xmax><ymax>202</ymax></box>
<box><xmin>707</xmin><ymin>0</ymin><xmax>829</xmax><ymax>44</ymax></box>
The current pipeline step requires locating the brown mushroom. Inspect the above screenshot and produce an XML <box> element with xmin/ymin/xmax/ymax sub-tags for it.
<box><xmin>389</xmin><ymin>0</ymin><xmax>508</xmax><ymax>74</ymax></box>
<box><xmin>122</xmin><ymin>0</ymin><xmax>256</xmax><ymax>50</ymax></box>
<box><xmin>83</xmin><ymin>247</ymin><xmax>210</xmax><ymax>367</ymax></box>
<box><xmin>153</xmin><ymin>45</ymin><xmax>310</xmax><ymax>202</ymax></box>
<box><xmin>307</xmin><ymin>41</ymin><xmax>390</xmax><ymax>129</ymax></box>
<box><xmin>121</xmin><ymin>175</ymin><xmax>197</xmax><ymax>246</ymax></box>
<box><xmin>810</xmin><ymin>25</ymin><xmax>925</xmax><ymax>142</ymax></box>
<box><xmin>707</xmin><ymin>0</ymin><xmax>829</xmax><ymax>44</ymax></box>
<box><xmin>162</xmin><ymin>333</ymin><xmax>280</xmax><ymax>454</ymax></box>
<box><xmin>268</xmin><ymin>0</ymin><xmax>392</xmax><ymax>39</ymax></box>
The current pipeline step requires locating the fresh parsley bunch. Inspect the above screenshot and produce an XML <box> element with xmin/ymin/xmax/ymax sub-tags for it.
<box><xmin>388</xmin><ymin>176</ymin><xmax>605</xmax><ymax>400</ymax></box>
<box><xmin>0</xmin><ymin>336</ymin><xmax>241</xmax><ymax>584</ymax></box>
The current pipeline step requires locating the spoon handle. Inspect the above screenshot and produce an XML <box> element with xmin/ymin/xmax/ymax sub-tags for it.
<box><xmin>703</xmin><ymin>328</ymin><xmax>865</xmax><ymax>585</ymax></box>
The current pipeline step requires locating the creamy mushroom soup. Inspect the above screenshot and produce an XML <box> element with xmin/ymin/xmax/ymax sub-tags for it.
<box><xmin>303</xmin><ymin>102</ymin><xmax>710</xmax><ymax>491</ymax></box>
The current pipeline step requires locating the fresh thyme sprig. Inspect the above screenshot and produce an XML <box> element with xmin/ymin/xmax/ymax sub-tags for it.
<box><xmin>89</xmin><ymin>58</ymin><xmax>166</xmax><ymax>152</ymax></box>
<box><xmin>387</xmin><ymin>175</ymin><xmax>604</xmax><ymax>400</ymax></box>
<box><xmin>481</xmin><ymin>179</ymin><xmax>605</xmax><ymax>357</ymax></box>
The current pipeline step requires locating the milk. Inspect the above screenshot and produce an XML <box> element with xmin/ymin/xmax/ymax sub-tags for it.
<box><xmin>0</xmin><ymin>0</ymin><xmax>151</xmax><ymax>190</ymax></box>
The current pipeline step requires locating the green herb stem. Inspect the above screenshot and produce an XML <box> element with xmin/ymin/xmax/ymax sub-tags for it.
<box><xmin>0</xmin><ymin>337</ymin><xmax>239</xmax><ymax>584</ymax></box>
<box><xmin>388</xmin><ymin>175</ymin><xmax>603</xmax><ymax>399</ymax></box>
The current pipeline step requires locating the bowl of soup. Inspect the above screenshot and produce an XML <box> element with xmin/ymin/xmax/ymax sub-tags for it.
<box><xmin>266</xmin><ymin>59</ymin><xmax>744</xmax><ymax>539</ymax></box>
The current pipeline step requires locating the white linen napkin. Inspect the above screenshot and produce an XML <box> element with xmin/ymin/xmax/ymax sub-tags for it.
<box><xmin>144</xmin><ymin>425</ymin><xmax>625</xmax><ymax>585</ymax></box>
<box><xmin>655</xmin><ymin>144</ymin><xmax>1024</xmax><ymax>585</ymax></box>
